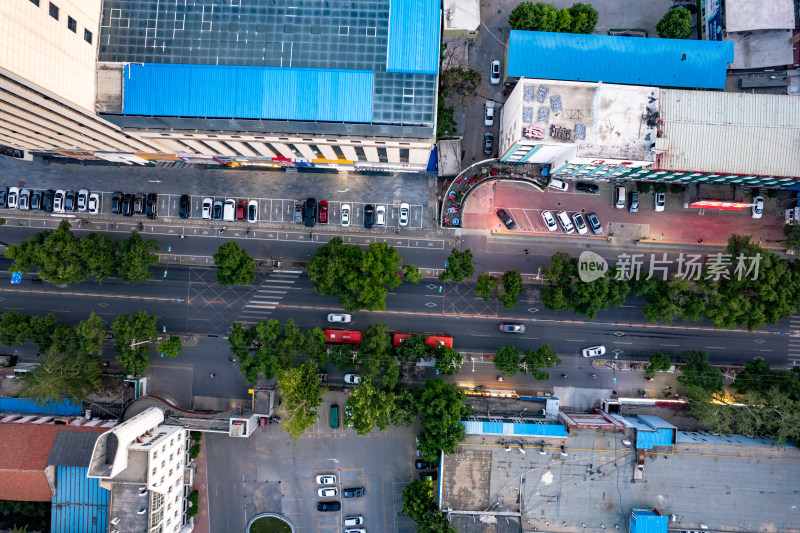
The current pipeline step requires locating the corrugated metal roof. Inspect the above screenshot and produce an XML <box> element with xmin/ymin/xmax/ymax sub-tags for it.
<box><xmin>462</xmin><ymin>420</ymin><xmax>568</xmax><ymax>437</ymax></box>
<box><xmin>387</xmin><ymin>0</ymin><xmax>441</xmax><ymax>74</ymax></box>
<box><xmin>123</xmin><ymin>64</ymin><xmax>374</xmax><ymax>123</ymax></box>
<box><xmin>51</xmin><ymin>466</ymin><xmax>109</xmax><ymax>533</ymax></box>
<box><xmin>630</xmin><ymin>510</ymin><xmax>668</xmax><ymax>533</ymax></box>
<box><xmin>636</xmin><ymin>415</ymin><xmax>676</xmax><ymax>430</ymax></box>
<box><xmin>658</xmin><ymin>89</ymin><xmax>800</xmax><ymax>178</ymax></box>
<box><xmin>507</xmin><ymin>30</ymin><xmax>733</xmax><ymax>89</ymax></box>
<box><xmin>636</xmin><ymin>428</ymin><xmax>674</xmax><ymax>450</ymax></box>
<box><xmin>0</xmin><ymin>398</ymin><xmax>82</xmax><ymax>416</ymax></box>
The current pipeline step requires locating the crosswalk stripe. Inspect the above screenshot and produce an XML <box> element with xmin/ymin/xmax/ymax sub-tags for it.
<box><xmin>275</xmin><ymin>269</ymin><xmax>303</xmax><ymax>274</ymax></box>
<box><xmin>263</xmin><ymin>279</ymin><xmax>297</xmax><ymax>284</ymax></box>
<box><xmin>256</xmin><ymin>289</ymin><xmax>288</xmax><ymax>294</ymax></box>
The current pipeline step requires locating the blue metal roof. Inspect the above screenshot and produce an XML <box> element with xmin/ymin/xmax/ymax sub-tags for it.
<box><xmin>387</xmin><ymin>0</ymin><xmax>441</xmax><ymax>74</ymax></box>
<box><xmin>507</xmin><ymin>30</ymin><xmax>734</xmax><ymax>89</ymax></box>
<box><xmin>123</xmin><ymin>64</ymin><xmax>374</xmax><ymax>123</ymax></box>
<box><xmin>636</xmin><ymin>428</ymin><xmax>675</xmax><ymax>450</ymax></box>
<box><xmin>636</xmin><ymin>415</ymin><xmax>676</xmax><ymax>430</ymax></box>
<box><xmin>0</xmin><ymin>397</ymin><xmax>82</xmax><ymax>416</ymax></box>
<box><xmin>630</xmin><ymin>510</ymin><xmax>668</xmax><ymax>533</ymax></box>
<box><xmin>462</xmin><ymin>420</ymin><xmax>568</xmax><ymax>437</ymax></box>
<box><xmin>51</xmin><ymin>466</ymin><xmax>109</xmax><ymax>533</ymax></box>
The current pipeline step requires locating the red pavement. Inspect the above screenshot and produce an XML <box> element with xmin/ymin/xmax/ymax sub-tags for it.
<box><xmin>190</xmin><ymin>435</ymin><xmax>210</xmax><ymax>533</ymax></box>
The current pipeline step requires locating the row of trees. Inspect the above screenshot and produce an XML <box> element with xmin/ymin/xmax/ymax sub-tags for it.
<box><xmin>494</xmin><ymin>344</ymin><xmax>561</xmax><ymax>379</ymax></box>
<box><xmin>5</xmin><ymin>220</ymin><xmax>158</xmax><ymax>285</ymax></box>
<box><xmin>509</xmin><ymin>2</ymin><xmax>599</xmax><ymax>34</ymax></box>
<box><xmin>402</xmin><ymin>479</ymin><xmax>456</xmax><ymax>532</ymax></box>
<box><xmin>541</xmin><ymin>252</ymin><xmax>629</xmax><ymax>319</ymax></box>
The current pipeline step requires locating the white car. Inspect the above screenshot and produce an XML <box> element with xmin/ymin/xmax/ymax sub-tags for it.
<box><xmin>53</xmin><ymin>190</ymin><xmax>65</xmax><ymax>213</ymax></box>
<box><xmin>7</xmin><ymin>187</ymin><xmax>19</xmax><ymax>209</ymax></box>
<box><xmin>345</xmin><ymin>529</ymin><xmax>366</xmax><ymax>533</ymax></box>
<box><xmin>490</xmin><ymin>60</ymin><xmax>501</xmax><ymax>84</ymax></box>
<box><xmin>328</xmin><ymin>313</ymin><xmax>351</xmax><ymax>323</ymax></box>
<box><xmin>201</xmin><ymin>197</ymin><xmax>213</xmax><ymax>219</ymax></box>
<box><xmin>344</xmin><ymin>374</ymin><xmax>361</xmax><ymax>385</ymax></box>
<box><xmin>17</xmin><ymin>189</ymin><xmax>30</xmax><ymax>210</ymax></box>
<box><xmin>548</xmin><ymin>179</ymin><xmax>568</xmax><ymax>192</ymax></box>
<box><xmin>77</xmin><ymin>189</ymin><xmax>88</xmax><ymax>211</ymax></box>
<box><xmin>88</xmin><ymin>193</ymin><xmax>100</xmax><ymax>214</ymax></box>
<box><xmin>654</xmin><ymin>192</ymin><xmax>666</xmax><ymax>212</ymax></box>
<box><xmin>484</xmin><ymin>101</ymin><xmax>495</xmax><ymax>126</ymax></box>
<box><xmin>341</xmin><ymin>204</ymin><xmax>350</xmax><ymax>226</ymax></box>
<box><xmin>316</xmin><ymin>474</ymin><xmax>337</xmax><ymax>485</ymax></box>
<box><xmin>752</xmin><ymin>196</ymin><xmax>764</xmax><ymax>219</ymax></box>
<box><xmin>399</xmin><ymin>202</ymin><xmax>409</xmax><ymax>227</ymax></box>
<box><xmin>376</xmin><ymin>205</ymin><xmax>386</xmax><ymax>226</ymax></box>
<box><xmin>541</xmin><ymin>210</ymin><xmax>557</xmax><ymax>232</ymax></box>
<box><xmin>572</xmin><ymin>213</ymin><xmax>588</xmax><ymax>235</ymax></box>
<box><xmin>318</xmin><ymin>487</ymin><xmax>337</xmax><ymax>498</ymax></box>
<box><xmin>344</xmin><ymin>516</ymin><xmax>365</xmax><ymax>526</ymax></box>
<box><xmin>222</xmin><ymin>199</ymin><xmax>235</xmax><ymax>221</ymax></box>
<box><xmin>247</xmin><ymin>199</ymin><xmax>258</xmax><ymax>223</ymax></box>
<box><xmin>582</xmin><ymin>346</ymin><xmax>606</xmax><ymax>358</ymax></box>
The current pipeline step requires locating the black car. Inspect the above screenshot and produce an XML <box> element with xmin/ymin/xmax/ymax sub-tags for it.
<box><xmin>304</xmin><ymin>198</ymin><xmax>317</xmax><ymax>227</ymax></box>
<box><xmin>415</xmin><ymin>460</ymin><xmax>436</xmax><ymax>469</ymax></box>
<box><xmin>30</xmin><ymin>190</ymin><xmax>42</xmax><ymax>210</ymax></box>
<box><xmin>42</xmin><ymin>189</ymin><xmax>55</xmax><ymax>212</ymax></box>
<box><xmin>576</xmin><ymin>182</ymin><xmax>599</xmax><ymax>194</ymax></box>
<box><xmin>133</xmin><ymin>193</ymin><xmax>145</xmax><ymax>215</ymax></box>
<box><xmin>363</xmin><ymin>204</ymin><xmax>375</xmax><ymax>228</ymax></box>
<box><xmin>0</xmin><ymin>187</ymin><xmax>7</xmax><ymax>208</ymax></box>
<box><xmin>179</xmin><ymin>195</ymin><xmax>190</xmax><ymax>219</ymax></box>
<box><xmin>111</xmin><ymin>192</ymin><xmax>123</xmax><ymax>214</ymax></box>
<box><xmin>122</xmin><ymin>194</ymin><xmax>134</xmax><ymax>216</ymax></box>
<box><xmin>64</xmin><ymin>190</ymin><xmax>77</xmax><ymax>212</ymax></box>
<box><xmin>496</xmin><ymin>209</ymin><xmax>515</xmax><ymax>230</ymax></box>
<box><xmin>146</xmin><ymin>193</ymin><xmax>158</xmax><ymax>219</ymax></box>
<box><xmin>316</xmin><ymin>501</ymin><xmax>341</xmax><ymax>512</ymax></box>
<box><xmin>342</xmin><ymin>487</ymin><xmax>365</xmax><ymax>498</ymax></box>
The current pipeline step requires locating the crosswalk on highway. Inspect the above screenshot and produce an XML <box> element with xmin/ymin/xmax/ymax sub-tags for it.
<box><xmin>237</xmin><ymin>269</ymin><xmax>303</xmax><ymax>325</ymax></box>
<box><xmin>788</xmin><ymin>314</ymin><xmax>800</xmax><ymax>368</ymax></box>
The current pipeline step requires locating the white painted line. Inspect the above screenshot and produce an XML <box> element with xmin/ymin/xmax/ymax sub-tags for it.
<box><xmin>565</xmin><ymin>339</ymin><xmax>585</xmax><ymax>342</ymax></box>
<box><xmin>263</xmin><ymin>279</ymin><xmax>297</xmax><ymax>284</ymax></box>
<box><xmin>613</xmin><ymin>342</ymin><xmax>633</xmax><ymax>345</ymax></box>
<box><xmin>246</xmin><ymin>304</ymin><xmax>277</xmax><ymax>309</ymax></box>
<box><xmin>659</xmin><ymin>344</ymin><xmax>679</xmax><ymax>347</ymax></box>
<box><xmin>276</xmin><ymin>269</ymin><xmax>303</xmax><ymax>274</ymax></box>
<box><xmin>704</xmin><ymin>346</ymin><xmax>725</xmax><ymax>349</ymax></box>
<box><xmin>257</xmin><ymin>289</ymin><xmax>289</xmax><ymax>294</ymax></box>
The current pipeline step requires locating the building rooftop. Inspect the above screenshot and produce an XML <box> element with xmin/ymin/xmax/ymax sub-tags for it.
<box><xmin>51</xmin><ymin>466</ymin><xmax>109</xmax><ymax>533</ymax></box>
<box><xmin>725</xmin><ymin>0</ymin><xmax>795</xmax><ymax>31</ymax></box>
<box><xmin>507</xmin><ymin>31</ymin><xmax>734</xmax><ymax>90</ymax></box>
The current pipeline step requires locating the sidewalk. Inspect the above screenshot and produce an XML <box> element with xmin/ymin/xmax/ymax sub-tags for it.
<box><xmin>190</xmin><ymin>434</ymin><xmax>210</xmax><ymax>533</ymax></box>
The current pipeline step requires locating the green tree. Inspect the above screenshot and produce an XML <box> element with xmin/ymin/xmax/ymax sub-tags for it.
<box><xmin>277</xmin><ymin>360</ymin><xmax>326</xmax><ymax>441</ymax></box>
<box><xmin>157</xmin><ymin>336</ymin><xmax>183</xmax><ymax>358</ymax></box>
<box><xmin>475</xmin><ymin>274</ymin><xmax>498</xmax><ymax>302</ymax></box>
<box><xmin>304</xmin><ymin>327</ymin><xmax>329</xmax><ymax>368</ymax></box>
<box><xmin>498</xmin><ymin>270</ymin><xmax>524</xmax><ymax>309</ymax></box>
<box><xmin>395</xmin><ymin>334</ymin><xmax>429</xmax><ymax>366</ymax></box>
<box><xmin>117</xmin><ymin>230</ymin><xmax>158</xmax><ymax>284</ymax></box>
<box><xmin>307</xmin><ymin>237</ymin><xmax>405</xmax><ymax>311</ymax></box>
<box><xmin>17</xmin><ymin>352</ymin><xmax>102</xmax><ymax>405</ymax></box>
<box><xmin>29</xmin><ymin>313</ymin><xmax>57</xmax><ymax>353</ymax></box>
<box><xmin>509</xmin><ymin>2</ymin><xmax>566</xmax><ymax>32</ymax></box>
<box><xmin>568</xmin><ymin>3</ymin><xmax>598</xmax><ymax>33</ymax></box>
<box><xmin>279</xmin><ymin>319</ymin><xmax>306</xmax><ymax>359</ymax></box>
<box><xmin>4</xmin><ymin>232</ymin><xmax>45</xmax><ymax>274</ymax></box>
<box><xmin>437</xmin><ymin>101</ymin><xmax>457</xmax><ymax>140</ymax></box>
<box><xmin>391</xmin><ymin>388</ymin><xmax>419</xmax><ymax>427</ymax></box>
<box><xmin>213</xmin><ymin>242</ymin><xmax>256</xmax><ymax>286</ymax></box>
<box><xmin>678</xmin><ymin>350</ymin><xmax>723</xmax><ymax>394</ymax></box>
<box><xmin>228</xmin><ymin>323</ymin><xmax>251</xmax><ymax>361</ymax></box>
<box><xmin>440</xmin><ymin>67</ymin><xmax>482</xmax><ymax>103</ymax></box>
<box><xmin>36</xmin><ymin>220</ymin><xmax>84</xmax><ymax>285</ymax></box>
<box><xmin>732</xmin><ymin>361</ymin><xmax>800</xmax><ymax>400</ymax></box>
<box><xmin>75</xmin><ymin>312</ymin><xmax>105</xmax><ymax>356</ymax></box>
<box><xmin>344</xmin><ymin>380</ymin><xmax>394</xmax><ymax>435</ymax></box>
<box><xmin>494</xmin><ymin>345</ymin><xmax>521</xmax><ymax>376</ymax></box>
<box><xmin>417</xmin><ymin>378</ymin><xmax>472</xmax><ymax>462</ymax></box>
<box><xmin>0</xmin><ymin>311</ymin><xmax>32</xmax><ymax>346</ymax></box>
<box><xmin>402</xmin><ymin>264</ymin><xmax>423</xmax><ymax>284</ymax></box>
<box><xmin>49</xmin><ymin>323</ymin><xmax>78</xmax><ymax>356</ymax></box>
<box><xmin>111</xmin><ymin>311</ymin><xmax>158</xmax><ymax>375</ymax></box>
<box><xmin>80</xmin><ymin>233</ymin><xmax>117</xmax><ymax>283</ymax></box>
<box><xmin>434</xmin><ymin>346</ymin><xmax>463</xmax><ymax>375</ymax></box>
<box><xmin>330</xmin><ymin>344</ymin><xmax>357</xmax><ymax>371</ymax></box>
<box><xmin>784</xmin><ymin>224</ymin><xmax>800</xmax><ymax>255</ymax></box>
<box><xmin>402</xmin><ymin>479</ymin><xmax>437</xmax><ymax>522</ymax></box>
<box><xmin>645</xmin><ymin>352</ymin><xmax>671</xmax><ymax>379</ymax></box>
<box><xmin>380</xmin><ymin>363</ymin><xmax>400</xmax><ymax>389</ymax></box>
<box><xmin>438</xmin><ymin>248</ymin><xmax>474</xmax><ymax>283</ymax></box>
<box><xmin>521</xmin><ymin>344</ymin><xmax>561</xmax><ymax>380</ymax></box>
<box><xmin>358</xmin><ymin>323</ymin><xmax>393</xmax><ymax>375</ymax></box>
<box><xmin>656</xmin><ymin>7</ymin><xmax>692</xmax><ymax>39</ymax></box>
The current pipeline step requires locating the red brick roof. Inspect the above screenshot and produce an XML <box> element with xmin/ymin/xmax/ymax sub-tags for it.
<box><xmin>0</xmin><ymin>423</ymin><xmax>107</xmax><ymax>502</ymax></box>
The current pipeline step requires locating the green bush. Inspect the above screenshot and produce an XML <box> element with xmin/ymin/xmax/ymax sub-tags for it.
<box><xmin>636</xmin><ymin>182</ymin><xmax>651</xmax><ymax>194</ymax></box>
<box><xmin>189</xmin><ymin>443</ymin><xmax>201</xmax><ymax>459</ymax></box>
<box><xmin>190</xmin><ymin>431</ymin><xmax>202</xmax><ymax>442</ymax></box>
<box><xmin>655</xmin><ymin>7</ymin><xmax>692</xmax><ymax>39</ymax></box>
<box><xmin>653</xmin><ymin>183</ymin><xmax>668</xmax><ymax>193</ymax></box>
<box><xmin>767</xmin><ymin>189</ymin><xmax>779</xmax><ymax>198</ymax></box>
<box><xmin>669</xmin><ymin>183</ymin><xmax>685</xmax><ymax>194</ymax></box>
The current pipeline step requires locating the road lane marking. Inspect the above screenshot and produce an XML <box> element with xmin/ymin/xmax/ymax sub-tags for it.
<box><xmin>704</xmin><ymin>346</ymin><xmax>725</xmax><ymax>349</ymax></box>
<box><xmin>565</xmin><ymin>339</ymin><xmax>586</xmax><ymax>342</ymax></box>
<box><xmin>660</xmin><ymin>344</ymin><xmax>679</xmax><ymax>347</ymax></box>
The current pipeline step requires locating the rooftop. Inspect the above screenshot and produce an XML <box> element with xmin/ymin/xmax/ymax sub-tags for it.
<box><xmin>725</xmin><ymin>0</ymin><xmax>795</xmax><ymax>31</ymax></box>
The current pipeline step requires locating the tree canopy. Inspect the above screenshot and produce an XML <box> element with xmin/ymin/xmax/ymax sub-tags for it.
<box><xmin>111</xmin><ymin>311</ymin><xmax>158</xmax><ymax>375</ymax></box>
<box><xmin>541</xmin><ymin>252</ymin><xmax>629</xmax><ymax>318</ymax></box>
<box><xmin>277</xmin><ymin>360</ymin><xmax>326</xmax><ymax>441</ymax></box>
<box><xmin>416</xmin><ymin>378</ymin><xmax>472</xmax><ymax>462</ymax></box>
<box><xmin>18</xmin><ymin>353</ymin><xmax>103</xmax><ymax>406</ymax></box>
<box><xmin>229</xmin><ymin>319</ymin><xmax>307</xmax><ymax>384</ymax></box>
<box><xmin>494</xmin><ymin>345</ymin><xmax>521</xmax><ymax>376</ymax></box>
<box><xmin>439</xmin><ymin>248</ymin><xmax>474</xmax><ymax>283</ymax></box>
<box><xmin>402</xmin><ymin>480</ymin><xmax>457</xmax><ymax>532</ymax></box>
<box><xmin>509</xmin><ymin>2</ymin><xmax>598</xmax><ymax>34</ymax></box>
<box><xmin>678</xmin><ymin>350</ymin><xmax>724</xmax><ymax>394</ymax></box>
<box><xmin>344</xmin><ymin>380</ymin><xmax>394</xmax><ymax>435</ymax></box>
<box><xmin>213</xmin><ymin>242</ymin><xmax>256</xmax><ymax>285</ymax></box>
<box><xmin>521</xmin><ymin>344</ymin><xmax>561</xmax><ymax>380</ymax></box>
<box><xmin>117</xmin><ymin>231</ymin><xmax>159</xmax><ymax>284</ymax></box>
<box><xmin>655</xmin><ymin>7</ymin><xmax>692</xmax><ymax>39</ymax></box>
<box><xmin>498</xmin><ymin>270</ymin><xmax>524</xmax><ymax>309</ymax></box>
<box><xmin>645</xmin><ymin>352</ymin><xmax>671</xmax><ymax>379</ymax></box>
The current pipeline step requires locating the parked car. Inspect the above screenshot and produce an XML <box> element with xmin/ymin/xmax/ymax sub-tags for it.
<box><xmin>121</xmin><ymin>194</ymin><xmax>134</xmax><ymax>216</ymax></box>
<box><xmin>317</xmin><ymin>501</ymin><xmax>341</xmax><ymax>512</ymax></box>
<box><xmin>344</xmin><ymin>374</ymin><xmax>361</xmax><ymax>385</ymax></box>
<box><xmin>415</xmin><ymin>460</ymin><xmax>435</xmax><ymax>469</ymax></box>
<box><xmin>211</xmin><ymin>200</ymin><xmax>223</xmax><ymax>220</ymax></box>
<box><xmin>318</xmin><ymin>487</ymin><xmax>337</xmax><ymax>498</ymax></box>
<box><xmin>179</xmin><ymin>195</ymin><xmax>191</xmax><ymax>219</ymax></box>
<box><xmin>17</xmin><ymin>189</ymin><xmax>30</xmax><ymax>210</ymax></box>
<box><xmin>304</xmin><ymin>198</ymin><xmax>317</xmax><ymax>227</ymax></box>
<box><xmin>316</xmin><ymin>474</ymin><xmax>337</xmax><ymax>485</ymax></box>
<box><xmin>65</xmin><ymin>190</ymin><xmax>78</xmax><ymax>212</ymax></box>
<box><xmin>342</xmin><ymin>487</ymin><xmax>365</xmax><ymax>498</ymax></box>
<box><xmin>294</xmin><ymin>204</ymin><xmax>303</xmax><ymax>223</ymax></box>
<box><xmin>375</xmin><ymin>205</ymin><xmax>385</xmax><ymax>226</ymax></box>
<box><xmin>629</xmin><ymin>191</ymin><xmax>639</xmax><ymax>213</ymax></box>
<box><xmin>654</xmin><ymin>192</ymin><xmax>666</xmax><ymax>212</ymax></box>
<box><xmin>614</xmin><ymin>186</ymin><xmax>626</xmax><ymax>209</ymax></box>
<box><xmin>328</xmin><ymin>313</ymin><xmax>351</xmax><ymax>323</ymax></box>
<box><xmin>344</xmin><ymin>516</ymin><xmax>365</xmax><ymax>526</ymax></box>
<box><xmin>541</xmin><ymin>210</ymin><xmax>557</xmax><ymax>232</ymax></box>
<box><xmin>236</xmin><ymin>200</ymin><xmax>246</xmax><ymax>221</ymax></box>
<box><xmin>222</xmin><ymin>198</ymin><xmax>235</xmax><ymax>221</ymax></box>
<box><xmin>345</xmin><ymin>529</ymin><xmax>366</xmax><ymax>533</ymax></box>
<box><xmin>419</xmin><ymin>471</ymin><xmax>438</xmax><ymax>481</ymax></box>
<box><xmin>548</xmin><ymin>178</ymin><xmax>568</xmax><ymax>192</ymax></box>
<box><xmin>146</xmin><ymin>193</ymin><xmax>158</xmax><ymax>219</ymax></box>
<box><xmin>0</xmin><ymin>187</ymin><xmax>7</xmax><ymax>208</ymax></box>
<box><xmin>500</xmin><ymin>323</ymin><xmax>525</xmax><ymax>333</ymax></box>
<box><xmin>42</xmin><ymin>189</ymin><xmax>55</xmax><ymax>212</ymax></box>
<box><xmin>484</xmin><ymin>100</ymin><xmax>495</xmax><ymax>126</ymax></box>
<box><xmin>496</xmin><ymin>209</ymin><xmax>515</xmax><ymax>230</ymax></box>
<box><xmin>318</xmin><ymin>200</ymin><xmax>328</xmax><ymax>223</ymax></box>
<box><xmin>572</xmin><ymin>213</ymin><xmax>588</xmax><ymax>235</ymax></box>
<box><xmin>582</xmin><ymin>346</ymin><xmax>606</xmax><ymax>358</ymax></box>
<box><xmin>399</xmin><ymin>202</ymin><xmax>409</xmax><ymax>227</ymax></box>
<box><xmin>133</xmin><ymin>193</ymin><xmax>145</xmax><ymax>215</ymax></box>
<box><xmin>88</xmin><ymin>192</ymin><xmax>100</xmax><ymax>214</ymax></box>
<box><xmin>7</xmin><ymin>187</ymin><xmax>19</xmax><ymax>209</ymax></box>
<box><xmin>483</xmin><ymin>132</ymin><xmax>493</xmax><ymax>155</ymax></box>
<box><xmin>587</xmin><ymin>212</ymin><xmax>602</xmax><ymax>234</ymax></box>
<box><xmin>363</xmin><ymin>204</ymin><xmax>375</xmax><ymax>228</ymax></box>
<box><xmin>556</xmin><ymin>211</ymin><xmax>575</xmax><ymax>234</ymax></box>
<box><xmin>752</xmin><ymin>196</ymin><xmax>764</xmax><ymax>219</ymax></box>
<box><xmin>247</xmin><ymin>200</ymin><xmax>258</xmax><ymax>223</ymax></box>
<box><xmin>53</xmin><ymin>190</ymin><xmax>65</xmax><ymax>213</ymax></box>
<box><xmin>490</xmin><ymin>59</ymin><xmax>501</xmax><ymax>84</ymax></box>
<box><xmin>329</xmin><ymin>404</ymin><xmax>339</xmax><ymax>429</ymax></box>
<box><xmin>201</xmin><ymin>197</ymin><xmax>213</xmax><ymax>219</ymax></box>
<box><xmin>77</xmin><ymin>189</ymin><xmax>88</xmax><ymax>211</ymax></box>
<box><xmin>576</xmin><ymin>182</ymin><xmax>599</xmax><ymax>194</ymax></box>
<box><xmin>30</xmin><ymin>190</ymin><xmax>42</xmax><ymax>211</ymax></box>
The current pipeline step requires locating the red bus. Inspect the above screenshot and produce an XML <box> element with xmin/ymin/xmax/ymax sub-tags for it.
<box><xmin>392</xmin><ymin>333</ymin><xmax>453</xmax><ymax>349</ymax></box>
<box><xmin>324</xmin><ymin>329</ymin><xmax>362</xmax><ymax>344</ymax></box>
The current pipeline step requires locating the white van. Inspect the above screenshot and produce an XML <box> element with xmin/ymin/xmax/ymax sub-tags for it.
<box><xmin>614</xmin><ymin>186</ymin><xmax>626</xmax><ymax>209</ymax></box>
<box><xmin>556</xmin><ymin>211</ymin><xmax>575</xmax><ymax>234</ymax></box>
<box><xmin>223</xmin><ymin>199</ymin><xmax>235</xmax><ymax>221</ymax></box>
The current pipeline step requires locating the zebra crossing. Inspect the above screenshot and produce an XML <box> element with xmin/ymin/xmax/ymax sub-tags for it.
<box><xmin>788</xmin><ymin>314</ymin><xmax>800</xmax><ymax>368</ymax></box>
<box><xmin>237</xmin><ymin>269</ymin><xmax>303</xmax><ymax>324</ymax></box>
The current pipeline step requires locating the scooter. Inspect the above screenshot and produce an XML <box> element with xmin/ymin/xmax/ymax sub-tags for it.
<box><xmin>496</xmin><ymin>375</ymin><xmax>504</xmax><ymax>382</ymax></box>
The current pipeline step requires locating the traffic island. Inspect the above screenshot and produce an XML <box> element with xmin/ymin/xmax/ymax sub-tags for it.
<box><xmin>247</xmin><ymin>513</ymin><xmax>294</xmax><ymax>533</ymax></box>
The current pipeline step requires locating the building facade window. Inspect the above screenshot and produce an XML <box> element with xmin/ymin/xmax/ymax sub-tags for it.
<box><xmin>377</xmin><ymin>147</ymin><xmax>388</xmax><ymax>163</ymax></box>
<box><xmin>84</xmin><ymin>29</ymin><xmax>92</xmax><ymax>43</ymax></box>
<box><xmin>48</xmin><ymin>2</ymin><xmax>59</xmax><ymax>20</ymax></box>
<box><xmin>29</xmin><ymin>0</ymin><xmax>40</xmax><ymax>6</ymax></box>
<box><xmin>67</xmin><ymin>16</ymin><xmax>76</xmax><ymax>32</ymax></box>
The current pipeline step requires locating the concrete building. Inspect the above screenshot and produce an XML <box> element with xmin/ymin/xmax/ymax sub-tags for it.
<box><xmin>88</xmin><ymin>407</ymin><xmax>191</xmax><ymax>533</ymax></box>
<box><xmin>442</xmin><ymin>0</ymin><xmax>480</xmax><ymax>39</ymax></box>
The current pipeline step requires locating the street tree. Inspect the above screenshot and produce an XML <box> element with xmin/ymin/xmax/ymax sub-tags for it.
<box><xmin>475</xmin><ymin>274</ymin><xmax>498</xmax><ymax>302</ymax></box>
<box><xmin>678</xmin><ymin>350</ymin><xmax>723</xmax><ymax>394</ymax></box>
<box><xmin>416</xmin><ymin>378</ymin><xmax>472</xmax><ymax>462</ymax></box>
<box><xmin>0</xmin><ymin>310</ymin><xmax>32</xmax><ymax>346</ymax></box>
<box><xmin>569</xmin><ymin>269</ymin><xmax>630</xmax><ymax>319</ymax></box>
<box><xmin>75</xmin><ymin>312</ymin><xmax>105</xmax><ymax>356</ymax></box>
<box><xmin>36</xmin><ymin>220</ymin><xmax>84</xmax><ymax>286</ymax></box>
<box><xmin>213</xmin><ymin>242</ymin><xmax>256</xmax><ymax>286</ymax></box>
<box><xmin>344</xmin><ymin>380</ymin><xmax>394</xmax><ymax>435</ymax></box>
<box><xmin>29</xmin><ymin>313</ymin><xmax>57</xmax><ymax>353</ymax></box>
<box><xmin>521</xmin><ymin>345</ymin><xmax>561</xmax><ymax>380</ymax></box>
<box><xmin>509</xmin><ymin>2</ymin><xmax>571</xmax><ymax>32</ymax></box>
<box><xmin>304</xmin><ymin>327</ymin><xmax>329</xmax><ymax>368</ymax></box>
<box><xmin>358</xmin><ymin>323</ymin><xmax>393</xmax><ymax>375</ymax></box>
<box><xmin>655</xmin><ymin>7</ymin><xmax>692</xmax><ymax>39</ymax></box>
<box><xmin>4</xmin><ymin>231</ymin><xmax>46</xmax><ymax>274</ymax></box>
<box><xmin>17</xmin><ymin>353</ymin><xmax>102</xmax><ymax>405</ymax></box>
<box><xmin>49</xmin><ymin>323</ymin><xmax>79</xmax><ymax>356</ymax></box>
<box><xmin>330</xmin><ymin>344</ymin><xmax>357</xmax><ymax>371</ymax></box>
<box><xmin>395</xmin><ymin>333</ymin><xmax>429</xmax><ymax>366</ymax></box>
<box><xmin>277</xmin><ymin>360</ymin><xmax>326</xmax><ymax>441</ymax></box>
<box><xmin>228</xmin><ymin>323</ymin><xmax>252</xmax><ymax>361</ymax></box>
<box><xmin>784</xmin><ymin>224</ymin><xmax>800</xmax><ymax>255</ymax></box>
<box><xmin>80</xmin><ymin>233</ymin><xmax>117</xmax><ymax>283</ymax></box>
<box><xmin>568</xmin><ymin>3</ymin><xmax>598</xmax><ymax>33</ymax></box>
<box><xmin>402</xmin><ymin>264</ymin><xmax>423</xmax><ymax>284</ymax></box>
<box><xmin>117</xmin><ymin>230</ymin><xmax>158</xmax><ymax>284</ymax></box>
<box><xmin>494</xmin><ymin>345</ymin><xmax>521</xmax><ymax>376</ymax></box>
<box><xmin>438</xmin><ymin>248</ymin><xmax>474</xmax><ymax>283</ymax></box>
<box><xmin>157</xmin><ymin>336</ymin><xmax>183</xmax><ymax>358</ymax></box>
<box><xmin>645</xmin><ymin>353</ymin><xmax>672</xmax><ymax>379</ymax></box>
<box><xmin>391</xmin><ymin>388</ymin><xmax>419</xmax><ymax>427</ymax></box>
<box><xmin>379</xmin><ymin>363</ymin><xmax>400</xmax><ymax>389</ymax></box>
<box><xmin>402</xmin><ymin>479</ymin><xmax>437</xmax><ymax>522</ymax></box>
<box><xmin>434</xmin><ymin>346</ymin><xmax>463</xmax><ymax>375</ymax></box>
<box><xmin>111</xmin><ymin>311</ymin><xmax>158</xmax><ymax>375</ymax></box>
<box><xmin>732</xmin><ymin>360</ymin><xmax>800</xmax><ymax>400</ymax></box>
<box><xmin>439</xmin><ymin>67</ymin><xmax>481</xmax><ymax>103</ymax></box>
<box><xmin>498</xmin><ymin>270</ymin><xmax>524</xmax><ymax>309</ymax></box>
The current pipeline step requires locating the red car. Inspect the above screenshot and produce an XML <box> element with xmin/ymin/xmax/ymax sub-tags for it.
<box><xmin>318</xmin><ymin>200</ymin><xmax>328</xmax><ymax>223</ymax></box>
<box><xmin>236</xmin><ymin>200</ymin><xmax>246</xmax><ymax>221</ymax></box>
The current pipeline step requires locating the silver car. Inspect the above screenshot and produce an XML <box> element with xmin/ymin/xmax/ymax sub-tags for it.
<box><xmin>500</xmin><ymin>323</ymin><xmax>525</xmax><ymax>334</ymax></box>
<box><xmin>327</xmin><ymin>313</ymin><xmax>351</xmax><ymax>323</ymax></box>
